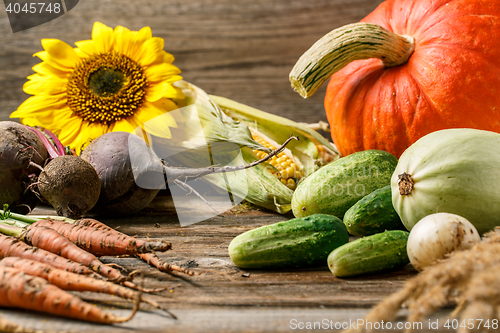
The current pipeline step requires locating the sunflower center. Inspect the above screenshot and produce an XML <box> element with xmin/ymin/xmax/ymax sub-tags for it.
<box><xmin>67</xmin><ymin>52</ymin><xmax>148</xmax><ymax>125</ymax></box>
<box><xmin>88</xmin><ymin>67</ymin><xmax>126</xmax><ymax>97</ymax></box>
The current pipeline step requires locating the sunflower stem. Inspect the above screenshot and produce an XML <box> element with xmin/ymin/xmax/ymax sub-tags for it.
<box><xmin>289</xmin><ymin>22</ymin><xmax>414</xmax><ymax>98</ymax></box>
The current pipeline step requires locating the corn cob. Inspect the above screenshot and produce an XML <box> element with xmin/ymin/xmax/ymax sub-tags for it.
<box><xmin>251</xmin><ymin>132</ymin><xmax>304</xmax><ymax>190</ymax></box>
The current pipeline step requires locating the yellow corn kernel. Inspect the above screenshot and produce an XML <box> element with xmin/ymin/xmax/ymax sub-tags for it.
<box><xmin>316</xmin><ymin>143</ymin><xmax>336</xmax><ymax>163</ymax></box>
<box><xmin>252</xmin><ymin>134</ymin><xmax>305</xmax><ymax>188</ymax></box>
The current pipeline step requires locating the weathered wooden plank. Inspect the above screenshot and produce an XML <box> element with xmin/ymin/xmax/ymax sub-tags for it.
<box><xmin>0</xmin><ymin>307</ymin><xmax>455</xmax><ymax>333</ymax></box>
<box><xmin>0</xmin><ymin>197</ymin><xmax>427</xmax><ymax>332</ymax></box>
<box><xmin>32</xmin><ymin>195</ymin><xmax>417</xmax><ymax>311</ymax></box>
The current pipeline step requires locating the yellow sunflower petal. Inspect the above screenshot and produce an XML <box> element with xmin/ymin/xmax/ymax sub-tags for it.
<box><xmin>144</xmin><ymin>63</ymin><xmax>181</xmax><ymax>83</ymax></box>
<box><xmin>166</xmin><ymin>83</ymin><xmax>185</xmax><ymax>99</ymax></box>
<box><xmin>57</xmin><ymin>119</ymin><xmax>82</xmax><ymax>145</ymax></box>
<box><xmin>66</xmin><ymin>121</ymin><xmax>109</xmax><ymax>154</ymax></box>
<box><xmin>145</xmin><ymin>81</ymin><xmax>170</xmax><ymax>103</ymax></box>
<box><xmin>32</xmin><ymin>62</ymin><xmax>69</xmax><ymax>78</ymax></box>
<box><xmin>11</xmin><ymin>94</ymin><xmax>67</xmax><ymax>119</ymax></box>
<box><xmin>78</xmin><ymin>121</ymin><xmax>109</xmax><ymax>142</ymax></box>
<box><xmin>74</xmin><ymin>39</ymin><xmax>97</xmax><ymax>56</ymax></box>
<box><xmin>148</xmin><ymin>50</ymin><xmax>175</xmax><ymax>66</ymax></box>
<box><xmin>48</xmin><ymin>106</ymin><xmax>79</xmax><ymax>126</ymax></box>
<box><xmin>33</xmin><ymin>50</ymin><xmax>73</xmax><ymax>73</ymax></box>
<box><xmin>136</xmin><ymin>37</ymin><xmax>164</xmax><ymax>67</ymax></box>
<box><xmin>41</xmin><ymin>39</ymin><xmax>81</xmax><ymax>68</ymax></box>
<box><xmin>164</xmin><ymin>74</ymin><xmax>184</xmax><ymax>85</ymax></box>
<box><xmin>74</xmin><ymin>48</ymin><xmax>90</xmax><ymax>59</ymax></box>
<box><xmin>24</xmin><ymin>107</ymin><xmax>76</xmax><ymax>137</ymax></box>
<box><xmin>143</xmin><ymin>115</ymin><xmax>173</xmax><ymax>139</ymax></box>
<box><xmin>136</xmin><ymin>26</ymin><xmax>153</xmax><ymax>40</ymax></box>
<box><xmin>127</xmin><ymin>26</ymin><xmax>153</xmax><ymax>57</ymax></box>
<box><xmin>112</xmin><ymin>26</ymin><xmax>132</xmax><ymax>55</ymax></box>
<box><xmin>134</xmin><ymin>98</ymin><xmax>178</xmax><ymax>138</ymax></box>
<box><xmin>45</xmin><ymin>108</ymin><xmax>77</xmax><ymax>132</ymax></box>
<box><xmin>114</xmin><ymin>25</ymin><xmax>131</xmax><ymax>34</ymax></box>
<box><xmin>19</xmin><ymin>117</ymin><xmax>44</xmax><ymax>128</ymax></box>
<box><xmin>117</xmin><ymin>26</ymin><xmax>152</xmax><ymax>60</ymax></box>
<box><xmin>111</xmin><ymin>119</ymin><xmax>137</xmax><ymax>133</ymax></box>
<box><xmin>24</xmin><ymin>74</ymin><xmax>67</xmax><ymax>95</ymax></box>
<box><xmin>92</xmin><ymin>22</ymin><xmax>114</xmax><ymax>54</ymax></box>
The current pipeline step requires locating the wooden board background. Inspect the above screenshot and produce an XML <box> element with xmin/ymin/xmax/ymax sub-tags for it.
<box><xmin>0</xmin><ymin>0</ymin><xmax>385</xmax><ymax>125</ymax></box>
<box><xmin>0</xmin><ymin>1</ymin><xmax>456</xmax><ymax>332</ymax></box>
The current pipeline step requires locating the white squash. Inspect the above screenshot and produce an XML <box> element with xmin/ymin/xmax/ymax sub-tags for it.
<box><xmin>391</xmin><ymin>128</ymin><xmax>500</xmax><ymax>235</ymax></box>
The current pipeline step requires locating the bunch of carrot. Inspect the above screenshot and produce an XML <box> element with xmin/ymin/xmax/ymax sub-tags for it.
<box><xmin>0</xmin><ymin>207</ymin><xmax>193</xmax><ymax>328</ymax></box>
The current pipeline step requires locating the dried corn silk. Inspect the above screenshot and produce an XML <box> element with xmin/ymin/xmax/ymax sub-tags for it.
<box><xmin>343</xmin><ymin>228</ymin><xmax>500</xmax><ymax>333</ymax></box>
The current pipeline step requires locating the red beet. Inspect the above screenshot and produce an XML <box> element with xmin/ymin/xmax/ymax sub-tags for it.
<box><xmin>80</xmin><ymin>132</ymin><xmax>164</xmax><ymax>216</ymax></box>
<box><xmin>0</xmin><ymin>121</ymin><xmax>48</xmax><ymax>212</ymax></box>
<box><xmin>37</xmin><ymin>155</ymin><xmax>101</xmax><ymax>218</ymax></box>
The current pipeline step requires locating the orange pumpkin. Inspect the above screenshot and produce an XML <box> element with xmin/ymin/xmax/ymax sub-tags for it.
<box><xmin>290</xmin><ymin>0</ymin><xmax>500</xmax><ymax>157</ymax></box>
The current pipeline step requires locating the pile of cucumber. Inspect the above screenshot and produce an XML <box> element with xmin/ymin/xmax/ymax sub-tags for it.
<box><xmin>228</xmin><ymin>150</ymin><xmax>411</xmax><ymax>277</ymax></box>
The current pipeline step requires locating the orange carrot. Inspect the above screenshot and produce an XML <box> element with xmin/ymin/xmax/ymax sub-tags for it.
<box><xmin>32</xmin><ymin>218</ymin><xmax>171</xmax><ymax>256</ymax></box>
<box><xmin>0</xmin><ymin>257</ymin><xmax>176</xmax><ymax>318</ymax></box>
<box><xmin>0</xmin><ymin>266</ymin><xmax>140</xmax><ymax>324</ymax></box>
<box><xmin>0</xmin><ymin>234</ymin><xmax>93</xmax><ymax>275</ymax></box>
<box><xmin>138</xmin><ymin>253</ymin><xmax>198</xmax><ymax>276</ymax></box>
<box><xmin>74</xmin><ymin>219</ymin><xmax>196</xmax><ymax>276</ymax></box>
<box><xmin>20</xmin><ymin>225</ymin><xmax>129</xmax><ymax>283</ymax></box>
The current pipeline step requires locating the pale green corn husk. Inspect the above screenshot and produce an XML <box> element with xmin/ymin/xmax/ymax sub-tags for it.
<box><xmin>164</xmin><ymin>80</ymin><xmax>266</xmax><ymax>152</ymax></box>
<box><xmin>149</xmin><ymin>81</ymin><xmax>338</xmax><ymax>213</ymax></box>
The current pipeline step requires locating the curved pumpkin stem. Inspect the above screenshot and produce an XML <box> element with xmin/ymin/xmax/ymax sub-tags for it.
<box><xmin>289</xmin><ymin>22</ymin><xmax>415</xmax><ymax>99</ymax></box>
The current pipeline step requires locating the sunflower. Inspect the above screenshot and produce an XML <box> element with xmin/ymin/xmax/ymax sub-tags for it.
<box><xmin>11</xmin><ymin>22</ymin><xmax>184</xmax><ymax>154</ymax></box>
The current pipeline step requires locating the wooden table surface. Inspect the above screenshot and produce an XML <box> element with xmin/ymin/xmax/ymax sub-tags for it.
<box><xmin>0</xmin><ymin>1</ymin><xmax>455</xmax><ymax>332</ymax></box>
<box><xmin>2</xmin><ymin>198</ymin><xmax>453</xmax><ymax>333</ymax></box>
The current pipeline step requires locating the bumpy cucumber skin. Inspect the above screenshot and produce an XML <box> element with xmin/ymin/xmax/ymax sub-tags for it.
<box><xmin>228</xmin><ymin>214</ymin><xmax>349</xmax><ymax>269</ymax></box>
<box><xmin>328</xmin><ymin>230</ymin><xmax>410</xmax><ymax>278</ymax></box>
<box><xmin>292</xmin><ymin>150</ymin><xmax>398</xmax><ymax>219</ymax></box>
<box><xmin>343</xmin><ymin>185</ymin><xmax>405</xmax><ymax>236</ymax></box>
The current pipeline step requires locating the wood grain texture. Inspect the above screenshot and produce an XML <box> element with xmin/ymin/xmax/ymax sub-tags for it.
<box><xmin>0</xmin><ymin>197</ymin><xmax>456</xmax><ymax>333</ymax></box>
<box><xmin>6</xmin><ymin>198</ymin><xmax>424</xmax><ymax>333</ymax></box>
<box><xmin>0</xmin><ymin>0</ymin><xmax>384</xmax><ymax>126</ymax></box>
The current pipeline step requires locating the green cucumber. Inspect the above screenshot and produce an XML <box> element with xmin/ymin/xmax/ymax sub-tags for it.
<box><xmin>292</xmin><ymin>150</ymin><xmax>397</xmax><ymax>219</ymax></box>
<box><xmin>343</xmin><ymin>185</ymin><xmax>405</xmax><ymax>236</ymax></box>
<box><xmin>228</xmin><ymin>214</ymin><xmax>349</xmax><ymax>269</ymax></box>
<box><xmin>327</xmin><ymin>230</ymin><xmax>410</xmax><ymax>277</ymax></box>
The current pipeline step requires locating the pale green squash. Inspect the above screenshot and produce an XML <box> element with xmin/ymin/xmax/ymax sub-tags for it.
<box><xmin>391</xmin><ymin>128</ymin><xmax>500</xmax><ymax>235</ymax></box>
